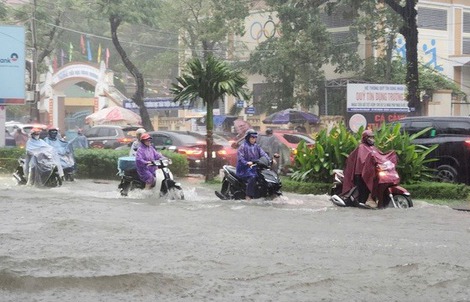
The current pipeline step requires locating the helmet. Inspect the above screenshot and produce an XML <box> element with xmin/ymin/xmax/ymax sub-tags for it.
<box><xmin>361</xmin><ymin>129</ymin><xmax>375</xmax><ymax>146</ymax></box>
<box><xmin>31</xmin><ymin>127</ymin><xmax>42</xmax><ymax>135</ymax></box>
<box><xmin>140</xmin><ymin>133</ymin><xmax>152</xmax><ymax>142</ymax></box>
<box><xmin>244</xmin><ymin>129</ymin><xmax>258</xmax><ymax>141</ymax></box>
<box><xmin>136</xmin><ymin>128</ymin><xmax>146</xmax><ymax>139</ymax></box>
<box><xmin>48</xmin><ymin>126</ymin><xmax>59</xmax><ymax>139</ymax></box>
<box><xmin>265</xmin><ymin>128</ymin><xmax>273</xmax><ymax>135</ymax></box>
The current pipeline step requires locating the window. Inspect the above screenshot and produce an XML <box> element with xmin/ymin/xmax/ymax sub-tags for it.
<box><xmin>417</xmin><ymin>7</ymin><xmax>447</xmax><ymax>31</ymax></box>
<box><xmin>464</xmin><ymin>38</ymin><xmax>470</xmax><ymax>55</ymax></box>
<box><xmin>320</xmin><ymin>7</ymin><xmax>353</xmax><ymax>28</ymax></box>
<box><xmin>435</xmin><ymin>121</ymin><xmax>470</xmax><ymax>135</ymax></box>
<box><xmin>152</xmin><ymin>135</ymin><xmax>171</xmax><ymax>146</ymax></box>
<box><xmin>404</xmin><ymin>121</ymin><xmax>433</xmax><ymax>137</ymax></box>
<box><xmin>463</xmin><ymin>12</ymin><xmax>470</xmax><ymax>33</ymax></box>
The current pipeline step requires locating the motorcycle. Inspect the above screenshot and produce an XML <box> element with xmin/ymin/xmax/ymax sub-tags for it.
<box><xmin>13</xmin><ymin>148</ymin><xmax>63</xmax><ymax>187</ymax></box>
<box><xmin>330</xmin><ymin>158</ymin><xmax>413</xmax><ymax>209</ymax></box>
<box><xmin>117</xmin><ymin>156</ymin><xmax>184</xmax><ymax>200</ymax></box>
<box><xmin>215</xmin><ymin>156</ymin><xmax>282</xmax><ymax>200</ymax></box>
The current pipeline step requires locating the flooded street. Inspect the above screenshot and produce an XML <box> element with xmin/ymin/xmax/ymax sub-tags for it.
<box><xmin>1</xmin><ymin>175</ymin><xmax>470</xmax><ymax>301</ymax></box>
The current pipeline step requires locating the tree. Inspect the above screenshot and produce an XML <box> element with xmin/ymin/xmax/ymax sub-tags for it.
<box><xmin>161</xmin><ymin>0</ymin><xmax>249</xmax><ymax>59</ymax></box>
<box><xmin>171</xmin><ymin>55</ymin><xmax>249</xmax><ymax>181</ymax></box>
<box><xmin>248</xmin><ymin>0</ymin><xmax>362</xmax><ymax>113</ymax></box>
<box><xmin>91</xmin><ymin>0</ymin><xmax>163</xmax><ymax>131</ymax></box>
<box><xmin>382</xmin><ymin>0</ymin><xmax>420</xmax><ymax>115</ymax></box>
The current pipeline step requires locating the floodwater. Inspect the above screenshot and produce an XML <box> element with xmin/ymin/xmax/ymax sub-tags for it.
<box><xmin>1</xmin><ymin>175</ymin><xmax>470</xmax><ymax>302</ymax></box>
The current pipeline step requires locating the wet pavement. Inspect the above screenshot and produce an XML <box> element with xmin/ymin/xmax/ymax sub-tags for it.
<box><xmin>1</xmin><ymin>175</ymin><xmax>470</xmax><ymax>301</ymax></box>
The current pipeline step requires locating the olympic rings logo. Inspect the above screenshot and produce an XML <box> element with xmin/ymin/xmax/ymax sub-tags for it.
<box><xmin>250</xmin><ymin>20</ymin><xmax>280</xmax><ymax>41</ymax></box>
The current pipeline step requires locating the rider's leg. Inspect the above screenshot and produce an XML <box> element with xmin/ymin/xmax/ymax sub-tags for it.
<box><xmin>245</xmin><ymin>176</ymin><xmax>257</xmax><ymax>199</ymax></box>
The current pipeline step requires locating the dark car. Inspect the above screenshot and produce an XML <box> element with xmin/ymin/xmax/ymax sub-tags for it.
<box><xmin>396</xmin><ymin>116</ymin><xmax>470</xmax><ymax>184</ymax></box>
<box><xmin>84</xmin><ymin>125</ymin><xmax>141</xmax><ymax>149</ymax></box>
<box><xmin>147</xmin><ymin>130</ymin><xmax>235</xmax><ymax>174</ymax></box>
<box><xmin>4</xmin><ymin>130</ymin><xmax>16</xmax><ymax>147</ymax></box>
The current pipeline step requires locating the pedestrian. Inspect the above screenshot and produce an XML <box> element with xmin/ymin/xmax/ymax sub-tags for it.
<box><xmin>69</xmin><ymin>128</ymin><xmax>89</xmax><ymax>151</ymax></box>
<box><xmin>236</xmin><ymin>129</ymin><xmax>270</xmax><ymax>200</ymax></box>
<box><xmin>13</xmin><ymin>128</ymin><xmax>28</xmax><ymax>148</ymax></box>
<box><xmin>135</xmin><ymin>133</ymin><xmax>165</xmax><ymax>190</ymax></box>
<box><xmin>257</xmin><ymin>128</ymin><xmax>281</xmax><ymax>172</ymax></box>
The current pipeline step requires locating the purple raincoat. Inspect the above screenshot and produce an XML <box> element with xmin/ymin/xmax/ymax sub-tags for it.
<box><xmin>135</xmin><ymin>144</ymin><xmax>164</xmax><ymax>184</ymax></box>
<box><xmin>236</xmin><ymin>140</ymin><xmax>270</xmax><ymax>178</ymax></box>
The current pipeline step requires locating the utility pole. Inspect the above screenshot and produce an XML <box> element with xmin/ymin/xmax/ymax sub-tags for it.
<box><xmin>29</xmin><ymin>0</ymin><xmax>40</xmax><ymax>122</ymax></box>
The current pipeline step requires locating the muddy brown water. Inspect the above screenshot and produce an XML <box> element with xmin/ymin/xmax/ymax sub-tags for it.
<box><xmin>1</xmin><ymin>175</ymin><xmax>469</xmax><ymax>301</ymax></box>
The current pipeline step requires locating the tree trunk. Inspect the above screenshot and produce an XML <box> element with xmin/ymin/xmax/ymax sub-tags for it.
<box><xmin>205</xmin><ymin>99</ymin><xmax>215</xmax><ymax>182</ymax></box>
<box><xmin>109</xmin><ymin>15</ymin><xmax>154</xmax><ymax>130</ymax></box>
<box><xmin>402</xmin><ymin>1</ymin><xmax>421</xmax><ymax>116</ymax></box>
<box><xmin>384</xmin><ymin>0</ymin><xmax>421</xmax><ymax>116</ymax></box>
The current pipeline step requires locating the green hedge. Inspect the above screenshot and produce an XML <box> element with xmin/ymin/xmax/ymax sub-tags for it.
<box><xmin>281</xmin><ymin>177</ymin><xmax>470</xmax><ymax>201</ymax></box>
<box><xmin>0</xmin><ymin>147</ymin><xmax>25</xmax><ymax>173</ymax></box>
<box><xmin>0</xmin><ymin>147</ymin><xmax>189</xmax><ymax>179</ymax></box>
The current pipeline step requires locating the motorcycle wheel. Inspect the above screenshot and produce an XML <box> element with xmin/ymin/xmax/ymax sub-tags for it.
<box><xmin>119</xmin><ymin>181</ymin><xmax>131</xmax><ymax>196</ymax></box>
<box><xmin>220</xmin><ymin>179</ymin><xmax>231</xmax><ymax>198</ymax></box>
<box><xmin>167</xmin><ymin>187</ymin><xmax>185</xmax><ymax>200</ymax></box>
<box><xmin>392</xmin><ymin>194</ymin><xmax>413</xmax><ymax>208</ymax></box>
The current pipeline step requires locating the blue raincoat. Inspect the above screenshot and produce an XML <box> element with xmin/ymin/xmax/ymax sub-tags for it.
<box><xmin>44</xmin><ymin>137</ymin><xmax>75</xmax><ymax>170</ymax></box>
<box><xmin>236</xmin><ymin>136</ymin><xmax>270</xmax><ymax>198</ymax></box>
<box><xmin>24</xmin><ymin>138</ymin><xmax>64</xmax><ymax>184</ymax></box>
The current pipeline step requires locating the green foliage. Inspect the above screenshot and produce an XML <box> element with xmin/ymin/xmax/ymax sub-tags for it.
<box><xmin>291</xmin><ymin>122</ymin><xmax>437</xmax><ymax>184</ymax></box>
<box><xmin>363</xmin><ymin>59</ymin><xmax>464</xmax><ymax>95</ymax></box>
<box><xmin>74</xmin><ymin>148</ymin><xmax>189</xmax><ymax>179</ymax></box>
<box><xmin>281</xmin><ymin>177</ymin><xmax>331</xmax><ymax>195</ymax></box>
<box><xmin>171</xmin><ymin>54</ymin><xmax>249</xmax><ymax>181</ymax></box>
<box><xmin>161</xmin><ymin>0</ymin><xmax>249</xmax><ymax>58</ymax></box>
<box><xmin>0</xmin><ymin>148</ymin><xmax>26</xmax><ymax>173</ymax></box>
<box><xmin>291</xmin><ymin>122</ymin><xmax>359</xmax><ymax>183</ymax></box>
<box><xmin>248</xmin><ymin>0</ymin><xmax>362</xmax><ymax>112</ymax></box>
<box><xmin>404</xmin><ymin>182</ymin><xmax>470</xmax><ymax>201</ymax></box>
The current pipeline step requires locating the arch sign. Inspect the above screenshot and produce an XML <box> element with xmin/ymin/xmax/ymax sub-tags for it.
<box><xmin>52</xmin><ymin>63</ymin><xmax>100</xmax><ymax>86</ymax></box>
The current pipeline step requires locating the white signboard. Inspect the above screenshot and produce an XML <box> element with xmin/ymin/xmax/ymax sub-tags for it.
<box><xmin>0</xmin><ymin>25</ymin><xmax>25</xmax><ymax>105</ymax></box>
<box><xmin>347</xmin><ymin>84</ymin><xmax>409</xmax><ymax>112</ymax></box>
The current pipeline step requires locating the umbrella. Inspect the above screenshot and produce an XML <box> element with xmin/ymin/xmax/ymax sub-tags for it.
<box><xmin>262</xmin><ymin>109</ymin><xmax>320</xmax><ymax>125</ymax></box>
<box><xmin>85</xmin><ymin>106</ymin><xmax>142</xmax><ymax>125</ymax></box>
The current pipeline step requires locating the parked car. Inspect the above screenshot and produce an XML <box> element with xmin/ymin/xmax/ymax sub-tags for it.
<box><xmin>4</xmin><ymin>130</ymin><xmax>16</xmax><ymax>147</ymax></box>
<box><xmin>395</xmin><ymin>116</ymin><xmax>470</xmax><ymax>184</ymax></box>
<box><xmin>84</xmin><ymin>125</ymin><xmax>142</xmax><ymax>149</ymax></box>
<box><xmin>147</xmin><ymin>130</ymin><xmax>236</xmax><ymax>174</ymax></box>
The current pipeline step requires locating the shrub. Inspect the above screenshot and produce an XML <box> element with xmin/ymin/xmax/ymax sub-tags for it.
<box><xmin>0</xmin><ymin>146</ymin><xmax>189</xmax><ymax>179</ymax></box>
<box><xmin>74</xmin><ymin>148</ymin><xmax>189</xmax><ymax>179</ymax></box>
<box><xmin>291</xmin><ymin>122</ymin><xmax>437</xmax><ymax>184</ymax></box>
<box><xmin>0</xmin><ymin>147</ymin><xmax>25</xmax><ymax>173</ymax></box>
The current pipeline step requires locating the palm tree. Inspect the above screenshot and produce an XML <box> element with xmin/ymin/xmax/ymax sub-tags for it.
<box><xmin>171</xmin><ymin>55</ymin><xmax>249</xmax><ymax>181</ymax></box>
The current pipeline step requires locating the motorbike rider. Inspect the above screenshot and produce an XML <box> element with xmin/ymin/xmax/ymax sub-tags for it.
<box><xmin>44</xmin><ymin>126</ymin><xmax>76</xmax><ymax>179</ymax></box>
<box><xmin>135</xmin><ymin>133</ymin><xmax>165</xmax><ymax>190</ymax></box>
<box><xmin>341</xmin><ymin>129</ymin><xmax>380</xmax><ymax>208</ymax></box>
<box><xmin>24</xmin><ymin>127</ymin><xmax>64</xmax><ymax>183</ymax></box>
<box><xmin>129</xmin><ymin>128</ymin><xmax>146</xmax><ymax>156</ymax></box>
<box><xmin>236</xmin><ymin>129</ymin><xmax>270</xmax><ymax>200</ymax></box>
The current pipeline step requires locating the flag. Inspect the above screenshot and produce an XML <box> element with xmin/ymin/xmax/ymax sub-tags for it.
<box><xmin>68</xmin><ymin>42</ymin><xmax>74</xmax><ymax>62</ymax></box>
<box><xmin>97</xmin><ymin>43</ymin><xmax>102</xmax><ymax>63</ymax></box>
<box><xmin>86</xmin><ymin>37</ymin><xmax>93</xmax><ymax>61</ymax></box>
<box><xmin>105</xmin><ymin>47</ymin><xmax>110</xmax><ymax>68</ymax></box>
<box><xmin>60</xmin><ymin>49</ymin><xmax>65</xmax><ymax>66</ymax></box>
<box><xmin>52</xmin><ymin>55</ymin><xmax>57</xmax><ymax>71</ymax></box>
<box><xmin>80</xmin><ymin>34</ymin><xmax>86</xmax><ymax>54</ymax></box>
